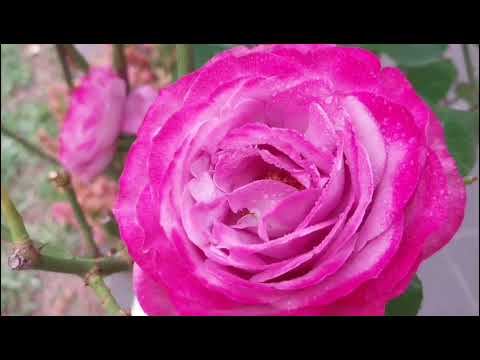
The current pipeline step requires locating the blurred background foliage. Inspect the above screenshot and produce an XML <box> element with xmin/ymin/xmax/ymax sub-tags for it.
<box><xmin>1</xmin><ymin>44</ymin><xmax>478</xmax><ymax>315</ymax></box>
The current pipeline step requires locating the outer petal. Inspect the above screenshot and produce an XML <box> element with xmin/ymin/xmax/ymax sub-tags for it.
<box><xmin>353</xmin><ymin>93</ymin><xmax>426</xmax><ymax>251</ymax></box>
<box><xmin>338</xmin><ymin>145</ymin><xmax>465</xmax><ymax>310</ymax></box>
<box><xmin>133</xmin><ymin>263</ymin><xmax>176</xmax><ymax>316</ymax></box>
<box><xmin>377</xmin><ymin>67</ymin><xmax>431</xmax><ymax>130</ymax></box>
<box><xmin>421</xmin><ymin>116</ymin><xmax>466</xmax><ymax>258</ymax></box>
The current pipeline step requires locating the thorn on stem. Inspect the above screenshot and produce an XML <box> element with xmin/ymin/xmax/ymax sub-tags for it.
<box><xmin>48</xmin><ymin>170</ymin><xmax>71</xmax><ymax>189</ymax></box>
<box><xmin>83</xmin><ymin>266</ymin><xmax>101</xmax><ymax>286</ymax></box>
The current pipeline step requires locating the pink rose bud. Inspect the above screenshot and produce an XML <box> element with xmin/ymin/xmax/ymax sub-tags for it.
<box><xmin>114</xmin><ymin>45</ymin><xmax>466</xmax><ymax>316</ymax></box>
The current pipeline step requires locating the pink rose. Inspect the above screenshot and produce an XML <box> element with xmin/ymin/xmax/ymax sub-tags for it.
<box><xmin>60</xmin><ymin>68</ymin><xmax>127</xmax><ymax>182</ymax></box>
<box><xmin>121</xmin><ymin>85</ymin><xmax>158</xmax><ymax>135</ymax></box>
<box><xmin>60</xmin><ymin>68</ymin><xmax>157</xmax><ymax>182</ymax></box>
<box><xmin>114</xmin><ymin>45</ymin><xmax>466</xmax><ymax>316</ymax></box>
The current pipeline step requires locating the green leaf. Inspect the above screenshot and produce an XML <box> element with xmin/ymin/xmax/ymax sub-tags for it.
<box><xmin>457</xmin><ymin>82</ymin><xmax>479</xmax><ymax>109</ymax></box>
<box><xmin>359</xmin><ymin>44</ymin><xmax>448</xmax><ymax>67</ymax></box>
<box><xmin>386</xmin><ymin>275</ymin><xmax>423</xmax><ymax>316</ymax></box>
<box><xmin>401</xmin><ymin>60</ymin><xmax>457</xmax><ymax>105</ymax></box>
<box><xmin>193</xmin><ymin>44</ymin><xmax>234</xmax><ymax>69</ymax></box>
<box><xmin>434</xmin><ymin>106</ymin><xmax>479</xmax><ymax>176</ymax></box>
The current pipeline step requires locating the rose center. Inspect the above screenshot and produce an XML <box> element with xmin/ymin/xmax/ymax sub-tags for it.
<box><xmin>263</xmin><ymin>168</ymin><xmax>305</xmax><ymax>190</ymax></box>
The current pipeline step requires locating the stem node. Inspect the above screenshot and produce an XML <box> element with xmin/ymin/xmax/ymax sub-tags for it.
<box><xmin>8</xmin><ymin>244</ymin><xmax>40</xmax><ymax>270</ymax></box>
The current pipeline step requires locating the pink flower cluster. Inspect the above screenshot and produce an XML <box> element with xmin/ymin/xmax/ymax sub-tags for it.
<box><xmin>59</xmin><ymin>68</ymin><xmax>157</xmax><ymax>182</ymax></box>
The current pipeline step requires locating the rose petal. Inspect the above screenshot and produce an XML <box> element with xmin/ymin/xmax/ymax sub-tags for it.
<box><xmin>227</xmin><ymin>180</ymin><xmax>298</xmax><ymax>216</ymax></box>
<box><xmin>133</xmin><ymin>264</ymin><xmax>176</xmax><ymax>316</ymax></box>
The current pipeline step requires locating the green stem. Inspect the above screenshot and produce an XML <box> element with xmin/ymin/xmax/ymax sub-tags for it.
<box><xmin>2</xmin><ymin>186</ymin><xmax>131</xmax><ymax>316</ymax></box>
<box><xmin>51</xmin><ymin>172</ymin><xmax>100</xmax><ymax>257</ymax></box>
<box><xmin>113</xmin><ymin>44</ymin><xmax>130</xmax><ymax>93</ymax></box>
<box><xmin>1</xmin><ymin>186</ymin><xmax>31</xmax><ymax>245</ymax></box>
<box><xmin>55</xmin><ymin>44</ymin><xmax>74</xmax><ymax>90</ymax></box>
<box><xmin>85</xmin><ymin>271</ymin><xmax>129</xmax><ymax>316</ymax></box>
<box><xmin>63</xmin><ymin>44</ymin><xmax>90</xmax><ymax>73</ymax></box>
<box><xmin>462</xmin><ymin>44</ymin><xmax>476</xmax><ymax>87</ymax></box>
<box><xmin>176</xmin><ymin>44</ymin><xmax>194</xmax><ymax>79</ymax></box>
<box><xmin>1</xmin><ymin>124</ymin><xmax>60</xmax><ymax>166</ymax></box>
<box><xmin>1</xmin><ymin>127</ymin><xmax>97</xmax><ymax>256</ymax></box>
<box><xmin>35</xmin><ymin>251</ymin><xmax>131</xmax><ymax>276</ymax></box>
<box><xmin>65</xmin><ymin>184</ymin><xmax>100</xmax><ymax>257</ymax></box>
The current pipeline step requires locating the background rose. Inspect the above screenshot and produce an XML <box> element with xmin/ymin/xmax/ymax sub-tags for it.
<box><xmin>118</xmin><ymin>45</ymin><xmax>463</xmax><ymax>315</ymax></box>
<box><xmin>59</xmin><ymin>67</ymin><xmax>126</xmax><ymax>182</ymax></box>
<box><xmin>121</xmin><ymin>85</ymin><xmax>158</xmax><ymax>135</ymax></box>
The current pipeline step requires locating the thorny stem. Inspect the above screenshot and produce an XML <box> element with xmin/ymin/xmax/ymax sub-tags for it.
<box><xmin>85</xmin><ymin>269</ymin><xmax>129</xmax><ymax>316</ymax></box>
<box><xmin>55</xmin><ymin>44</ymin><xmax>74</xmax><ymax>90</ymax></box>
<box><xmin>49</xmin><ymin>171</ymin><xmax>100</xmax><ymax>257</ymax></box>
<box><xmin>1</xmin><ymin>188</ymin><xmax>130</xmax><ymax>315</ymax></box>
<box><xmin>113</xmin><ymin>44</ymin><xmax>130</xmax><ymax>93</ymax></box>
<box><xmin>1</xmin><ymin>124</ymin><xmax>60</xmax><ymax>166</ymax></box>
<box><xmin>63</xmin><ymin>44</ymin><xmax>90</xmax><ymax>73</ymax></box>
<box><xmin>1</xmin><ymin>127</ymin><xmax>98</xmax><ymax>256</ymax></box>
<box><xmin>176</xmin><ymin>44</ymin><xmax>194</xmax><ymax>79</ymax></box>
<box><xmin>9</xmin><ymin>245</ymin><xmax>132</xmax><ymax>275</ymax></box>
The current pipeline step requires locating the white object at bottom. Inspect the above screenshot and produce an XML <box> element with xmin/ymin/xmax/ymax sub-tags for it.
<box><xmin>131</xmin><ymin>296</ymin><xmax>147</xmax><ymax>316</ymax></box>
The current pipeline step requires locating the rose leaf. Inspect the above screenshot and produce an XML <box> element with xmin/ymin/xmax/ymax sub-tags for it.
<box><xmin>359</xmin><ymin>44</ymin><xmax>448</xmax><ymax>67</ymax></box>
<box><xmin>386</xmin><ymin>275</ymin><xmax>423</xmax><ymax>316</ymax></box>
<box><xmin>434</xmin><ymin>106</ymin><xmax>479</xmax><ymax>177</ymax></box>
<box><xmin>193</xmin><ymin>44</ymin><xmax>235</xmax><ymax>69</ymax></box>
<box><xmin>401</xmin><ymin>59</ymin><xmax>457</xmax><ymax>105</ymax></box>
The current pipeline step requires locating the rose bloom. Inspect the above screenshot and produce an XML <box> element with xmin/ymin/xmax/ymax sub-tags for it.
<box><xmin>114</xmin><ymin>45</ymin><xmax>466</xmax><ymax>316</ymax></box>
<box><xmin>60</xmin><ymin>68</ymin><xmax>127</xmax><ymax>182</ymax></box>
<box><xmin>121</xmin><ymin>85</ymin><xmax>158</xmax><ymax>135</ymax></box>
<box><xmin>60</xmin><ymin>68</ymin><xmax>157</xmax><ymax>182</ymax></box>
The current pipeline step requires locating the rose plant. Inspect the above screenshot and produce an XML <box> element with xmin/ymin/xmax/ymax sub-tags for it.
<box><xmin>2</xmin><ymin>44</ymin><xmax>477</xmax><ymax>316</ymax></box>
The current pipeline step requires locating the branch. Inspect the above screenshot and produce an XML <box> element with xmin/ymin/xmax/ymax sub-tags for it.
<box><xmin>10</xmin><ymin>245</ymin><xmax>132</xmax><ymax>276</ymax></box>
<box><xmin>3</xmin><ymin>185</ymin><xmax>131</xmax><ymax>275</ymax></box>
<box><xmin>2</xmin><ymin>187</ymin><xmax>131</xmax><ymax>315</ymax></box>
<box><xmin>2</xmin><ymin>127</ymin><xmax>99</xmax><ymax>256</ymax></box>
<box><xmin>113</xmin><ymin>44</ymin><xmax>130</xmax><ymax>93</ymax></box>
<box><xmin>462</xmin><ymin>44</ymin><xmax>476</xmax><ymax>88</ymax></box>
<box><xmin>85</xmin><ymin>269</ymin><xmax>129</xmax><ymax>316</ymax></box>
<box><xmin>176</xmin><ymin>44</ymin><xmax>194</xmax><ymax>79</ymax></box>
<box><xmin>55</xmin><ymin>44</ymin><xmax>74</xmax><ymax>90</ymax></box>
<box><xmin>63</xmin><ymin>44</ymin><xmax>90</xmax><ymax>73</ymax></box>
<box><xmin>1</xmin><ymin>124</ymin><xmax>60</xmax><ymax>166</ymax></box>
<box><xmin>8</xmin><ymin>244</ymin><xmax>131</xmax><ymax>316</ymax></box>
<box><xmin>49</xmin><ymin>171</ymin><xmax>100</xmax><ymax>257</ymax></box>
